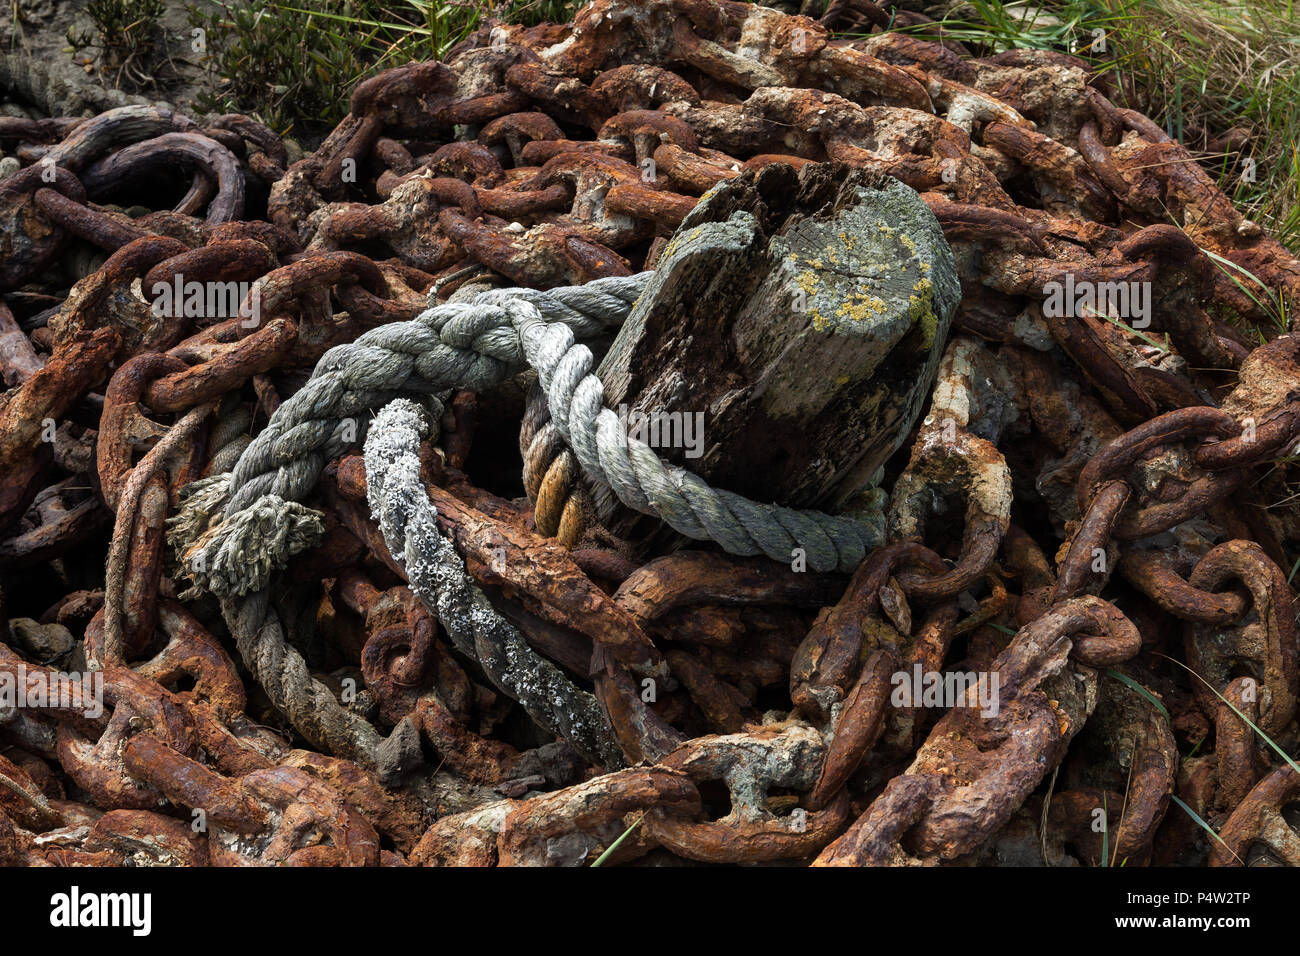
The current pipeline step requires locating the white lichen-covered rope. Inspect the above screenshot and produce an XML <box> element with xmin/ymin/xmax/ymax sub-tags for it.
<box><xmin>170</xmin><ymin>275</ymin><xmax>647</xmax><ymax>595</ymax></box>
<box><xmin>228</xmin><ymin>275</ymin><xmax>647</xmax><ymax>514</ymax></box>
<box><xmin>170</xmin><ymin>271</ymin><xmax>883</xmax><ymax>597</ymax></box>
<box><xmin>363</xmin><ymin>399</ymin><xmax>624</xmax><ymax>769</ymax></box>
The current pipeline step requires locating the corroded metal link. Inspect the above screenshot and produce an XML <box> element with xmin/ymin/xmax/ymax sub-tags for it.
<box><xmin>8</xmin><ymin>0</ymin><xmax>1300</xmax><ymax>870</ymax></box>
<box><xmin>815</xmin><ymin>597</ymin><xmax>1134</xmax><ymax>865</ymax></box>
<box><xmin>1184</xmin><ymin>541</ymin><xmax>1298</xmax><ymax>737</ymax></box>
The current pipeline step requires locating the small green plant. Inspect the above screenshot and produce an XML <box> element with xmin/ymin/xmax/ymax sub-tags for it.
<box><xmin>905</xmin><ymin>0</ymin><xmax>1126</xmax><ymax>56</ymax></box>
<box><xmin>1106</xmin><ymin>668</ymin><xmax>1171</xmax><ymax>721</ymax></box>
<box><xmin>1170</xmin><ymin>794</ymin><xmax>1241</xmax><ymax>863</ymax></box>
<box><xmin>78</xmin><ymin>0</ymin><xmax>169</xmax><ymax>91</ymax></box>
<box><xmin>185</xmin><ymin>0</ymin><xmax>425</xmax><ymax>133</ymax></box>
<box><xmin>1199</xmin><ymin>245</ymin><xmax>1290</xmax><ymax>336</ymax></box>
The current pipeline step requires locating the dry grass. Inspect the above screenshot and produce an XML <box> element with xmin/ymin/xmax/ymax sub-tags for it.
<box><xmin>927</xmin><ymin>0</ymin><xmax>1300</xmax><ymax>247</ymax></box>
<box><xmin>192</xmin><ymin>0</ymin><xmax>1300</xmax><ymax>248</ymax></box>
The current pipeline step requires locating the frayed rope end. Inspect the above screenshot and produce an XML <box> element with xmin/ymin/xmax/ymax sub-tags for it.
<box><xmin>168</xmin><ymin>474</ymin><xmax>324</xmax><ymax>598</ymax></box>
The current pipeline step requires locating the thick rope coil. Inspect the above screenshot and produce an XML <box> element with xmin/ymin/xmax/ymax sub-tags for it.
<box><xmin>172</xmin><ymin>269</ymin><xmax>883</xmax><ymax>595</ymax></box>
<box><xmin>206</xmin><ymin>396</ymin><xmax>254</xmax><ymax>476</ymax></box>
<box><xmin>171</xmin><ymin>275</ymin><xmax>647</xmax><ymax>594</ymax></box>
<box><xmin>224</xmin><ymin>275</ymin><xmax>647</xmax><ymax>514</ymax></box>
<box><xmin>519</xmin><ymin>378</ymin><xmax>592</xmax><ymax>546</ymax></box>
<box><xmin>363</xmin><ymin>399</ymin><xmax>625</xmax><ymax>769</ymax></box>
<box><xmin>218</xmin><ymin>588</ymin><xmax>385</xmax><ymax>770</ymax></box>
<box><xmin>512</xmin><ymin>308</ymin><xmax>884</xmax><ymax>574</ymax></box>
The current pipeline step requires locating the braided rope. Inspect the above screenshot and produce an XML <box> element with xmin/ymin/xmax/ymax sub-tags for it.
<box><xmin>363</xmin><ymin>399</ymin><xmax>625</xmax><ymax>769</ymax></box>
<box><xmin>219</xmin><ymin>588</ymin><xmax>385</xmax><ymax>769</ymax></box>
<box><xmin>519</xmin><ymin>379</ymin><xmax>591</xmax><ymax>545</ymax></box>
<box><xmin>172</xmin><ymin>270</ymin><xmax>883</xmax><ymax>596</ymax></box>
<box><xmin>171</xmin><ymin>276</ymin><xmax>647</xmax><ymax>594</ymax></box>
<box><xmin>206</xmin><ymin>397</ymin><xmax>254</xmax><ymax>476</ymax></box>
<box><xmin>224</xmin><ymin>274</ymin><xmax>648</xmax><ymax>515</ymax></box>
<box><xmin>514</xmin><ymin>310</ymin><xmax>883</xmax><ymax>574</ymax></box>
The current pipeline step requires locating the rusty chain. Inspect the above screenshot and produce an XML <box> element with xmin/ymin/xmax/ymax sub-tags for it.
<box><xmin>1</xmin><ymin>0</ymin><xmax>1299</xmax><ymax>867</ymax></box>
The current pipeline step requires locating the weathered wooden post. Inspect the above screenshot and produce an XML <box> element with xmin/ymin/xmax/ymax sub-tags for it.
<box><xmin>594</xmin><ymin>162</ymin><xmax>961</xmax><ymax>547</ymax></box>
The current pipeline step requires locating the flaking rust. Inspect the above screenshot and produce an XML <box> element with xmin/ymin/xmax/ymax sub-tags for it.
<box><xmin>0</xmin><ymin>0</ymin><xmax>1298</xmax><ymax>870</ymax></box>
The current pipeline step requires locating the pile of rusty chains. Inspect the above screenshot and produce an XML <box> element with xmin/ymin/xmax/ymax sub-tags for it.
<box><xmin>2</xmin><ymin>0</ymin><xmax>1299</xmax><ymax>866</ymax></box>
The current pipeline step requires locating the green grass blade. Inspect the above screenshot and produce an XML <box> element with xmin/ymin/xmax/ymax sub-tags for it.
<box><xmin>1106</xmin><ymin>669</ymin><xmax>1171</xmax><ymax>722</ymax></box>
<box><xmin>590</xmin><ymin>813</ymin><xmax>645</xmax><ymax>867</ymax></box>
<box><xmin>1170</xmin><ymin>795</ymin><xmax>1241</xmax><ymax>863</ymax></box>
<box><xmin>1161</xmin><ymin>654</ymin><xmax>1300</xmax><ymax>778</ymax></box>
